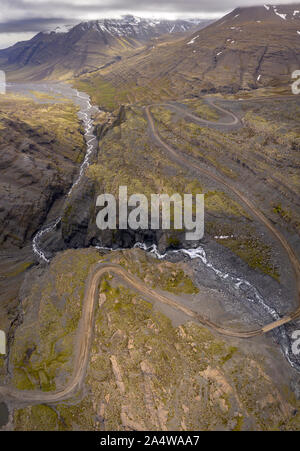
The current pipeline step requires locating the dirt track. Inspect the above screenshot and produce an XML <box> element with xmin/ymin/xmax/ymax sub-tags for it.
<box><xmin>159</xmin><ymin>98</ymin><xmax>241</xmax><ymax>128</ymax></box>
<box><xmin>1</xmin><ymin>97</ymin><xmax>300</xmax><ymax>405</ymax></box>
<box><xmin>1</xmin><ymin>253</ymin><xmax>299</xmax><ymax>404</ymax></box>
<box><xmin>0</xmin><ymin>256</ymin><xmax>296</xmax><ymax>405</ymax></box>
<box><xmin>145</xmin><ymin>100</ymin><xmax>300</xmax><ymax>328</ymax></box>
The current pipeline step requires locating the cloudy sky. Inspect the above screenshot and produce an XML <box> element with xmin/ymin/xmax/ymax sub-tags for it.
<box><xmin>0</xmin><ymin>0</ymin><xmax>298</xmax><ymax>48</ymax></box>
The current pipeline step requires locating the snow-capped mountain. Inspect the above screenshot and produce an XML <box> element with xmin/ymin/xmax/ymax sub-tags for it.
<box><xmin>44</xmin><ymin>24</ymin><xmax>75</xmax><ymax>34</ymax></box>
<box><xmin>0</xmin><ymin>15</ymin><xmax>209</xmax><ymax>80</ymax></box>
<box><xmin>139</xmin><ymin>3</ymin><xmax>300</xmax><ymax>94</ymax></box>
<box><xmin>95</xmin><ymin>4</ymin><xmax>300</xmax><ymax>99</ymax></box>
<box><xmin>63</xmin><ymin>15</ymin><xmax>201</xmax><ymax>38</ymax></box>
<box><xmin>42</xmin><ymin>15</ymin><xmax>202</xmax><ymax>37</ymax></box>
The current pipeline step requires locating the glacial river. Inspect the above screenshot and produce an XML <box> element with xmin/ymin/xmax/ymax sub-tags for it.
<box><xmin>7</xmin><ymin>82</ymin><xmax>300</xmax><ymax>374</ymax></box>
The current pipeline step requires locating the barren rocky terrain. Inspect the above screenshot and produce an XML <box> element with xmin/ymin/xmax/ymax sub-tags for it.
<box><xmin>0</xmin><ymin>248</ymin><xmax>298</xmax><ymax>431</ymax></box>
<box><xmin>0</xmin><ymin>3</ymin><xmax>300</xmax><ymax>432</ymax></box>
<box><xmin>0</xmin><ymin>82</ymin><xmax>299</xmax><ymax>431</ymax></box>
<box><xmin>0</xmin><ymin>90</ymin><xmax>86</xmax><ymax>334</ymax></box>
<box><xmin>72</xmin><ymin>5</ymin><xmax>300</xmax><ymax>109</ymax></box>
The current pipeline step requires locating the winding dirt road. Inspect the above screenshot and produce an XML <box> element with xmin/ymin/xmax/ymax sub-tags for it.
<box><xmin>145</xmin><ymin>100</ymin><xmax>300</xmax><ymax>325</ymax></box>
<box><xmin>1</xmin><ymin>96</ymin><xmax>300</xmax><ymax>405</ymax></box>
<box><xmin>1</xmin><ymin>253</ymin><xmax>299</xmax><ymax>404</ymax></box>
<box><xmin>158</xmin><ymin>98</ymin><xmax>241</xmax><ymax>128</ymax></box>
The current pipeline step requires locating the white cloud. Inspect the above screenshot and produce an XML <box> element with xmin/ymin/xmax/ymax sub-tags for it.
<box><xmin>0</xmin><ymin>0</ymin><xmax>298</xmax><ymax>49</ymax></box>
<box><xmin>0</xmin><ymin>0</ymin><xmax>298</xmax><ymax>24</ymax></box>
<box><xmin>0</xmin><ymin>32</ymin><xmax>36</xmax><ymax>49</ymax></box>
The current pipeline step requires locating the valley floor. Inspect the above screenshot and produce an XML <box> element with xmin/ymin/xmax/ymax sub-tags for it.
<box><xmin>0</xmin><ymin>83</ymin><xmax>300</xmax><ymax>430</ymax></box>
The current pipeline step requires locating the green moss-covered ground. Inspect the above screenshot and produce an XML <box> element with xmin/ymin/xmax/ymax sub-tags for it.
<box><xmin>10</xmin><ymin>249</ymin><xmax>101</xmax><ymax>392</ymax></box>
<box><xmin>12</xmin><ymin>248</ymin><xmax>300</xmax><ymax>431</ymax></box>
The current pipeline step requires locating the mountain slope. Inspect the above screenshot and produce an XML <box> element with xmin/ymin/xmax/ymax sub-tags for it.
<box><xmin>0</xmin><ymin>16</ymin><xmax>209</xmax><ymax>80</ymax></box>
<box><xmin>183</xmin><ymin>4</ymin><xmax>300</xmax><ymax>90</ymax></box>
<box><xmin>85</xmin><ymin>4</ymin><xmax>300</xmax><ymax>100</ymax></box>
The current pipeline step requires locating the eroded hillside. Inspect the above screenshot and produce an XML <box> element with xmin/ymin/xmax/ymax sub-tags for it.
<box><xmin>73</xmin><ymin>4</ymin><xmax>300</xmax><ymax>106</ymax></box>
<box><xmin>6</xmin><ymin>248</ymin><xmax>300</xmax><ymax>431</ymax></box>
<box><xmin>0</xmin><ymin>91</ymin><xmax>85</xmax><ymax>333</ymax></box>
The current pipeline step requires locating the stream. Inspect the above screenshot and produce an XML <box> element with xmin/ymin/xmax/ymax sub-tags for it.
<box><xmin>7</xmin><ymin>82</ymin><xmax>300</xmax><ymax>373</ymax></box>
<box><xmin>134</xmin><ymin>243</ymin><xmax>300</xmax><ymax>372</ymax></box>
<box><xmin>7</xmin><ymin>82</ymin><xmax>99</xmax><ymax>263</ymax></box>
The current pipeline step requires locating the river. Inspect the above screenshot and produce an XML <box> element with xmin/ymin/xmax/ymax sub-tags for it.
<box><xmin>6</xmin><ymin>82</ymin><xmax>300</xmax><ymax>374</ymax></box>
<box><xmin>7</xmin><ymin>82</ymin><xmax>99</xmax><ymax>263</ymax></box>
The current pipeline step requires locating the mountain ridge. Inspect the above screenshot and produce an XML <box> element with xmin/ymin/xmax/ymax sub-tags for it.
<box><xmin>0</xmin><ymin>15</ymin><xmax>210</xmax><ymax>80</ymax></box>
<box><xmin>1</xmin><ymin>4</ymin><xmax>299</xmax><ymax>91</ymax></box>
<box><xmin>85</xmin><ymin>3</ymin><xmax>300</xmax><ymax>103</ymax></box>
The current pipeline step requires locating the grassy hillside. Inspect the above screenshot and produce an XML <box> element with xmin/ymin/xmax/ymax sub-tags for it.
<box><xmin>11</xmin><ymin>248</ymin><xmax>300</xmax><ymax>431</ymax></box>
